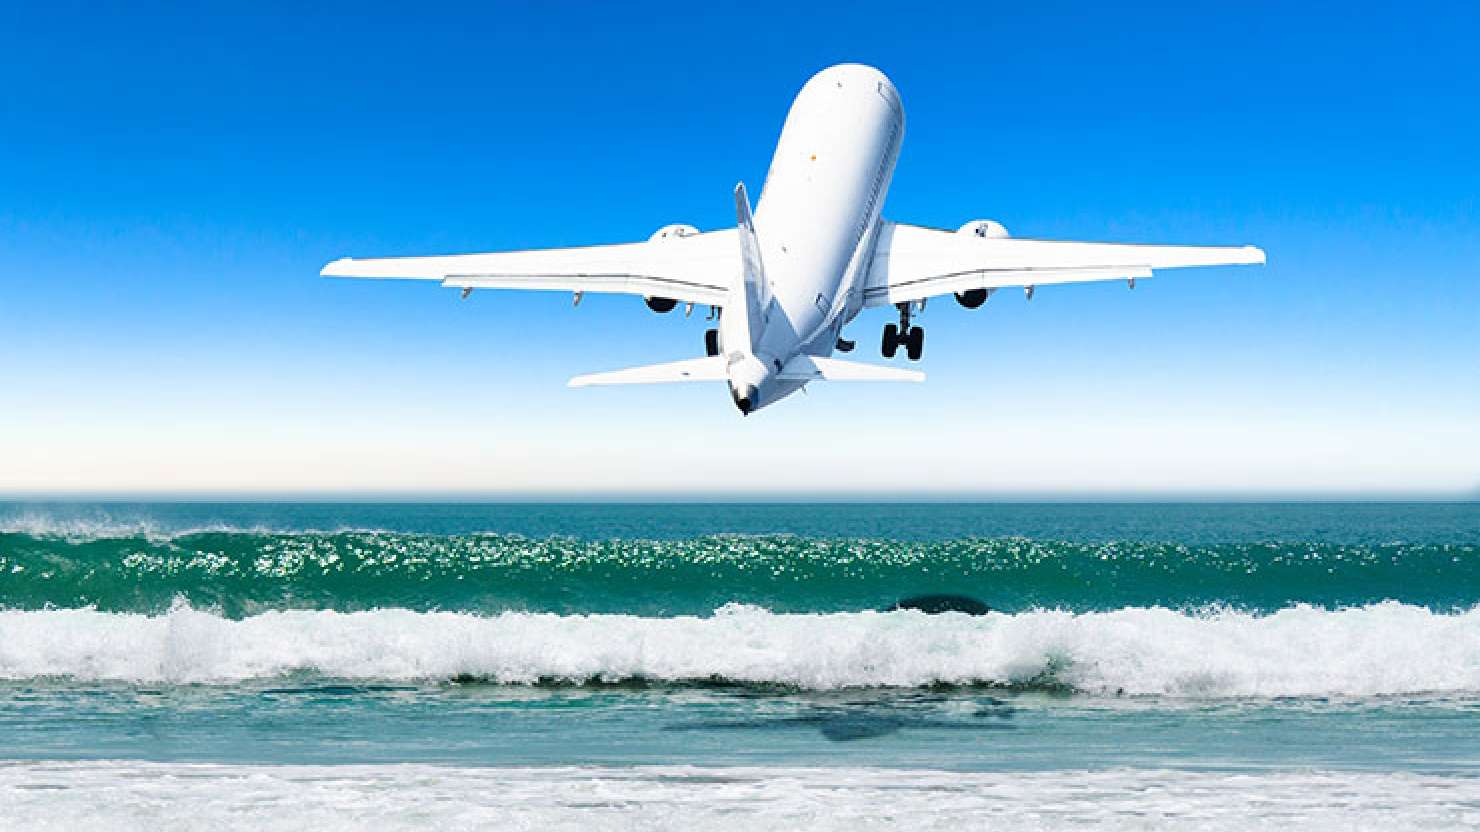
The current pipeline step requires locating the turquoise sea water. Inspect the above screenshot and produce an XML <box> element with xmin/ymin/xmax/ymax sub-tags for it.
<box><xmin>1</xmin><ymin>502</ymin><xmax>1477</xmax><ymax>829</ymax></box>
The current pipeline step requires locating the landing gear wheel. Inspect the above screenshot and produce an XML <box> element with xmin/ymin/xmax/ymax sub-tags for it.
<box><xmin>882</xmin><ymin>324</ymin><xmax>899</xmax><ymax>358</ymax></box>
<box><xmin>705</xmin><ymin>328</ymin><xmax>720</xmax><ymax>357</ymax></box>
<box><xmin>906</xmin><ymin>326</ymin><xmax>924</xmax><ymax>361</ymax></box>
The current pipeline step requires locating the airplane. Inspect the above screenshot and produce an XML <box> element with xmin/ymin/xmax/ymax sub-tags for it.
<box><xmin>323</xmin><ymin>63</ymin><xmax>1264</xmax><ymax>415</ymax></box>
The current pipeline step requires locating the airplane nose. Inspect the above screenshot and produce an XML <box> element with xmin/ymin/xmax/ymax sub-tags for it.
<box><xmin>731</xmin><ymin>384</ymin><xmax>757</xmax><ymax>415</ymax></box>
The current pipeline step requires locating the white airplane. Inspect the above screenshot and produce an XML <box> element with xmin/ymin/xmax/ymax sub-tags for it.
<box><xmin>324</xmin><ymin>63</ymin><xmax>1264</xmax><ymax>415</ymax></box>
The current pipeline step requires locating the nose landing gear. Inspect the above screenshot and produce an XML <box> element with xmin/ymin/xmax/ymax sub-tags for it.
<box><xmin>882</xmin><ymin>302</ymin><xmax>924</xmax><ymax>361</ymax></box>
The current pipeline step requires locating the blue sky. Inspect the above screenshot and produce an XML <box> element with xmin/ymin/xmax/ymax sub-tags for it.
<box><xmin>1</xmin><ymin>0</ymin><xmax>1476</xmax><ymax>497</ymax></box>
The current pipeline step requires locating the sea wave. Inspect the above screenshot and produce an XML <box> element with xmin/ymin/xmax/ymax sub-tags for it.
<box><xmin>2</xmin><ymin>528</ymin><xmax>1475</xmax><ymax>615</ymax></box>
<box><xmin>1</xmin><ymin>602</ymin><xmax>1476</xmax><ymax>696</ymax></box>
<box><xmin>0</xmin><ymin>514</ymin><xmax>372</xmax><ymax>542</ymax></box>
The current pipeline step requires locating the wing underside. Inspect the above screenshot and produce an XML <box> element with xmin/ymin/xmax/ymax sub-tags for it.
<box><xmin>322</xmin><ymin>229</ymin><xmax>739</xmax><ymax>307</ymax></box>
<box><xmin>863</xmin><ymin>222</ymin><xmax>1264</xmax><ymax>307</ymax></box>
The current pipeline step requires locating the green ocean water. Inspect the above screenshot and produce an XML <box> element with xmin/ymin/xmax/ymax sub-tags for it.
<box><xmin>1</xmin><ymin>501</ymin><xmax>1477</xmax><ymax>810</ymax></box>
<box><xmin>2</xmin><ymin>530</ymin><xmax>1477</xmax><ymax>617</ymax></box>
<box><xmin>2</xmin><ymin>502</ymin><xmax>1475</xmax><ymax>616</ymax></box>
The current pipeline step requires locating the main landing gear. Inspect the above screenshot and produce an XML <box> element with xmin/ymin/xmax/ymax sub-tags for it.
<box><xmin>882</xmin><ymin>302</ymin><xmax>924</xmax><ymax>361</ymax></box>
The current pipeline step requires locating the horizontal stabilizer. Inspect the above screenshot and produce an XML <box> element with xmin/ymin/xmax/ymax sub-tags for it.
<box><xmin>778</xmin><ymin>355</ymin><xmax>924</xmax><ymax>383</ymax></box>
<box><xmin>569</xmin><ymin>356</ymin><xmax>728</xmax><ymax>387</ymax></box>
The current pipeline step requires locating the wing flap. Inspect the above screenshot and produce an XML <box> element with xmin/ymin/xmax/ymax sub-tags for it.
<box><xmin>440</xmin><ymin>274</ymin><xmax>728</xmax><ymax>305</ymax></box>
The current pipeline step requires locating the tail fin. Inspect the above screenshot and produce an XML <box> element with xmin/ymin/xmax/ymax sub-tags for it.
<box><xmin>731</xmin><ymin>182</ymin><xmax>769</xmax><ymax>352</ymax></box>
<box><xmin>569</xmin><ymin>356</ymin><xmax>728</xmax><ymax>387</ymax></box>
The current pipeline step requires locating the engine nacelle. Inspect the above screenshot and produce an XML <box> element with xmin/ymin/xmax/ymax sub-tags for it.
<box><xmin>955</xmin><ymin>288</ymin><xmax>989</xmax><ymax>309</ymax></box>
<box><xmin>645</xmin><ymin>296</ymin><xmax>678</xmax><ymax>313</ymax></box>
<box><xmin>957</xmin><ymin>220</ymin><xmax>1010</xmax><ymax>239</ymax></box>
<box><xmin>650</xmin><ymin>224</ymin><xmax>699</xmax><ymax>241</ymax></box>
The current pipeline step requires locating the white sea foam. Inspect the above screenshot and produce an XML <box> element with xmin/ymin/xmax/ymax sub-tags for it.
<box><xmin>0</xmin><ymin>513</ymin><xmax>408</xmax><ymax>543</ymax></box>
<box><xmin>1</xmin><ymin>602</ymin><xmax>1477</xmax><ymax>696</ymax></box>
<box><xmin>0</xmin><ymin>513</ymin><xmax>276</xmax><ymax>542</ymax></box>
<box><xmin>0</xmin><ymin>514</ymin><xmax>168</xmax><ymax>541</ymax></box>
<box><xmin>1</xmin><ymin>762</ymin><xmax>1477</xmax><ymax>832</ymax></box>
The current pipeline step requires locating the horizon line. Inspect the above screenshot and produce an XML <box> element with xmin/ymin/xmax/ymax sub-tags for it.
<box><xmin>2</xmin><ymin>490</ymin><xmax>1476</xmax><ymax>505</ymax></box>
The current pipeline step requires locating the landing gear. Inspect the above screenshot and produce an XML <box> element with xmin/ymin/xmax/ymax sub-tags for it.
<box><xmin>704</xmin><ymin>328</ymin><xmax>720</xmax><ymax>357</ymax></box>
<box><xmin>882</xmin><ymin>303</ymin><xmax>924</xmax><ymax>361</ymax></box>
<box><xmin>882</xmin><ymin>324</ymin><xmax>899</xmax><ymax>358</ymax></box>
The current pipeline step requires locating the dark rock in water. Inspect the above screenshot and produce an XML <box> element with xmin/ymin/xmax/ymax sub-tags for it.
<box><xmin>892</xmin><ymin>594</ymin><xmax>991</xmax><ymax>615</ymax></box>
<box><xmin>816</xmin><ymin>713</ymin><xmax>907</xmax><ymax>742</ymax></box>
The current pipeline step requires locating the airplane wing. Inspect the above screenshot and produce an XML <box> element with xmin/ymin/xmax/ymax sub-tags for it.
<box><xmin>322</xmin><ymin>228</ymin><xmax>738</xmax><ymax>307</ymax></box>
<box><xmin>862</xmin><ymin>222</ymin><xmax>1264</xmax><ymax>307</ymax></box>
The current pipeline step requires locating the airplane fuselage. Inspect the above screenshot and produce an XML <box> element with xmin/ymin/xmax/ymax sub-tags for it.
<box><xmin>722</xmin><ymin>64</ymin><xmax>905</xmax><ymax>412</ymax></box>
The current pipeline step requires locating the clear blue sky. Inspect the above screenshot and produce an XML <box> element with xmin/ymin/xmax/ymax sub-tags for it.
<box><xmin>2</xmin><ymin>1</ymin><xmax>1476</xmax><ymax>498</ymax></box>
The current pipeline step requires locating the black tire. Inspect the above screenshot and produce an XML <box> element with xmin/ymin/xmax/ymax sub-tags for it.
<box><xmin>705</xmin><ymin>328</ymin><xmax>720</xmax><ymax>357</ymax></box>
<box><xmin>882</xmin><ymin>324</ymin><xmax>899</xmax><ymax>358</ymax></box>
<box><xmin>906</xmin><ymin>326</ymin><xmax>924</xmax><ymax>361</ymax></box>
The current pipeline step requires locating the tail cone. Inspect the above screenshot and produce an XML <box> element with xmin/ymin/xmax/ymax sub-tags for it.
<box><xmin>731</xmin><ymin>384</ymin><xmax>757</xmax><ymax>415</ymax></box>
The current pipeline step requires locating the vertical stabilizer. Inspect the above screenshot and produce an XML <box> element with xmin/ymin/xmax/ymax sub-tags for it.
<box><xmin>731</xmin><ymin>182</ymin><xmax>769</xmax><ymax>352</ymax></box>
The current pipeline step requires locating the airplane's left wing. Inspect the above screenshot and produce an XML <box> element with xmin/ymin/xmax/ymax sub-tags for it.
<box><xmin>322</xmin><ymin>228</ymin><xmax>738</xmax><ymax>307</ymax></box>
<box><xmin>862</xmin><ymin>222</ymin><xmax>1264</xmax><ymax>307</ymax></box>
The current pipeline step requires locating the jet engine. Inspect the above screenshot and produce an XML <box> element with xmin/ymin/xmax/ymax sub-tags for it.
<box><xmin>957</xmin><ymin>220</ymin><xmax>1010</xmax><ymax>239</ymax></box>
<box><xmin>646</xmin><ymin>225</ymin><xmax>697</xmax><ymax>311</ymax></box>
<box><xmin>649</xmin><ymin>224</ymin><xmax>699</xmax><ymax>241</ymax></box>
<box><xmin>954</xmin><ymin>288</ymin><xmax>989</xmax><ymax>309</ymax></box>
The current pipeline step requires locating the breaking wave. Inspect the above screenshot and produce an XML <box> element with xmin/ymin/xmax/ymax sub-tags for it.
<box><xmin>1</xmin><ymin>602</ymin><xmax>1477</xmax><ymax>697</ymax></box>
<box><xmin>2</xmin><ymin>527</ymin><xmax>1476</xmax><ymax>615</ymax></box>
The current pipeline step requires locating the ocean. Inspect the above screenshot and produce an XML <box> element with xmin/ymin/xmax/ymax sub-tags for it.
<box><xmin>1</xmin><ymin>502</ymin><xmax>1476</xmax><ymax>829</ymax></box>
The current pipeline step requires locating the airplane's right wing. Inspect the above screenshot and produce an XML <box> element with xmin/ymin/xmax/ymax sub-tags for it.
<box><xmin>322</xmin><ymin>228</ymin><xmax>739</xmax><ymax>307</ymax></box>
<box><xmin>862</xmin><ymin>221</ymin><xmax>1264</xmax><ymax>307</ymax></box>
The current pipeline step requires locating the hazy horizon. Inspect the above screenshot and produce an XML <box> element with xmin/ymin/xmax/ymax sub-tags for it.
<box><xmin>2</xmin><ymin>490</ymin><xmax>1475</xmax><ymax>504</ymax></box>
